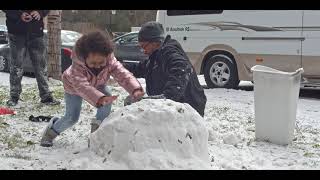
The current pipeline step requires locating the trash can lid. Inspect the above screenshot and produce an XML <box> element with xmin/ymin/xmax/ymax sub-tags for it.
<box><xmin>251</xmin><ymin>65</ymin><xmax>304</xmax><ymax>77</ymax></box>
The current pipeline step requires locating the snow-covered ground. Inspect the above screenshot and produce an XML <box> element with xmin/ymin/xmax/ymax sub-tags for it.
<box><xmin>0</xmin><ymin>72</ymin><xmax>320</xmax><ymax>170</ymax></box>
<box><xmin>0</xmin><ymin>72</ymin><xmax>37</xmax><ymax>86</ymax></box>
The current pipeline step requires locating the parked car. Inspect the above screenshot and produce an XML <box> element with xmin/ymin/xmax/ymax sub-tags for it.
<box><xmin>112</xmin><ymin>32</ymin><xmax>128</xmax><ymax>39</ymax></box>
<box><xmin>0</xmin><ymin>30</ymin><xmax>82</xmax><ymax>73</ymax></box>
<box><xmin>113</xmin><ymin>31</ymin><xmax>148</xmax><ymax>64</ymax></box>
<box><xmin>0</xmin><ymin>25</ymin><xmax>8</xmax><ymax>44</ymax></box>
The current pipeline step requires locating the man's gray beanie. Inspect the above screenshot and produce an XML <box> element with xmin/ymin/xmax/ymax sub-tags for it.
<box><xmin>138</xmin><ymin>21</ymin><xmax>165</xmax><ymax>42</ymax></box>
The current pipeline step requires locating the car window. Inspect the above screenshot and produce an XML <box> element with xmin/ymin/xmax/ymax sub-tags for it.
<box><xmin>61</xmin><ymin>32</ymin><xmax>82</xmax><ymax>44</ymax></box>
<box><xmin>131</xmin><ymin>36</ymin><xmax>138</xmax><ymax>43</ymax></box>
<box><xmin>121</xmin><ymin>33</ymin><xmax>138</xmax><ymax>43</ymax></box>
<box><xmin>42</xmin><ymin>30</ymin><xmax>82</xmax><ymax>46</ymax></box>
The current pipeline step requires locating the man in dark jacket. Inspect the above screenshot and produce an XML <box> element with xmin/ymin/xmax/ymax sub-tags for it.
<box><xmin>124</xmin><ymin>21</ymin><xmax>207</xmax><ymax>116</ymax></box>
<box><xmin>2</xmin><ymin>10</ymin><xmax>59</xmax><ymax>106</ymax></box>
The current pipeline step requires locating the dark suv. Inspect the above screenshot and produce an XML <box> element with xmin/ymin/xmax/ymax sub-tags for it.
<box><xmin>0</xmin><ymin>31</ymin><xmax>148</xmax><ymax>74</ymax></box>
<box><xmin>113</xmin><ymin>31</ymin><xmax>148</xmax><ymax>64</ymax></box>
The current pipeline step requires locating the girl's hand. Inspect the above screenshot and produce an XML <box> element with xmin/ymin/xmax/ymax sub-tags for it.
<box><xmin>132</xmin><ymin>89</ymin><xmax>145</xmax><ymax>101</ymax></box>
<box><xmin>97</xmin><ymin>96</ymin><xmax>118</xmax><ymax>107</ymax></box>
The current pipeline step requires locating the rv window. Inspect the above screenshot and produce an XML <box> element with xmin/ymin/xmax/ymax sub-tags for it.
<box><xmin>167</xmin><ymin>10</ymin><xmax>223</xmax><ymax>16</ymax></box>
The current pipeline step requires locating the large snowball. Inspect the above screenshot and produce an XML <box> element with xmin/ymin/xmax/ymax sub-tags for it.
<box><xmin>90</xmin><ymin>99</ymin><xmax>210</xmax><ymax>169</ymax></box>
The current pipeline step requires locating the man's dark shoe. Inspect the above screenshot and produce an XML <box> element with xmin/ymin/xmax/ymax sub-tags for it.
<box><xmin>40</xmin><ymin>97</ymin><xmax>60</xmax><ymax>105</ymax></box>
<box><xmin>6</xmin><ymin>97</ymin><xmax>19</xmax><ymax>106</ymax></box>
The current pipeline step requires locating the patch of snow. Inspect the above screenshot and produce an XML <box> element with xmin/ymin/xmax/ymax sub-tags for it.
<box><xmin>1</xmin><ymin>75</ymin><xmax>320</xmax><ymax>169</ymax></box>
<box><xmin>0</xmin><ymin>72</ymin><xmax>37</xmax><ymax>86</ymax></box>
<box><xmin>223</xmin><ymin>133</ymin><xmax>241</xmax><ymax>146</ymax></box>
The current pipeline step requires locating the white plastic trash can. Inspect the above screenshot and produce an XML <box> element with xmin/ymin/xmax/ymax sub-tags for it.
<box><xmin>251</xmin><ymin>65</ymin><xmax>304</xmax><ymax>145</ymax></box>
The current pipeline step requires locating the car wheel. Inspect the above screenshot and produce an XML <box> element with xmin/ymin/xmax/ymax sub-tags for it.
<box><xmin>204</xmin><ymin>54</ymin><xmax>239</xmax><ymax>89</ymax></box>
<box><xmin>0</xmin><ymin>55</ymin><xmax>8</xmax><ymax>72</ymax></box>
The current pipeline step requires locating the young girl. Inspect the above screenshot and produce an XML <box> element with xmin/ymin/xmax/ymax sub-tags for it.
<box><xmin>40</xmin><ymin>30</ymin><xmax>144</xmax><ymax>147</ymax></box>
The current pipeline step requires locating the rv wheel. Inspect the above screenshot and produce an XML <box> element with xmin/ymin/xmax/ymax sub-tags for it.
<box><xmin>204</xmin><ymin>54</ymin><xmax>239</xmax><ymax>89</ymax></box>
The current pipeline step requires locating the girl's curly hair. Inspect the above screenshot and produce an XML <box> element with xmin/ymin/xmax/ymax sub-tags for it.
<box><xmin>75</xmin><ymin>29</ymin><xmax>114</xmax><ymax>60</ymax></box>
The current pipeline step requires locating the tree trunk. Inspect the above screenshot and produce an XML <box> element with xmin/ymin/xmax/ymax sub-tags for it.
<box><xmin>47</xmin><ymin>10</ymin><xmax>62</xmax><ymax>80</ymax></box>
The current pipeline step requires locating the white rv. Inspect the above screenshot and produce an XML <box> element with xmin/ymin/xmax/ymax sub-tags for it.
<box><xmin>156</xmin><ymin>10</ymin><xmax>320</xmax><ymax>88</ymax></box>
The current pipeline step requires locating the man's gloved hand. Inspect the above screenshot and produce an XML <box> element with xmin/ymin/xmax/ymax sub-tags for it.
<box><xmin>124</xmin><ymin>94</ymin><xmax>167</xmax><ymax>106</ymax></box>
<box><xmin>124</xmin><ymin>95</ymin><xmax>142</xmax><ymax>106</ymax></box>
<box><xmin>124</xmin><ymin>96</ymin><xmax>132</xmax><ymax>106</ymax></box>
<box><xmin>143</xmin><ymin>94</ymin><xmax>166</xmax><ymax>100</ymax></box>
<box><xmin>124</xmin><ymin>89</ymin><xmax>144</xmax><ymax>106</ymax></box>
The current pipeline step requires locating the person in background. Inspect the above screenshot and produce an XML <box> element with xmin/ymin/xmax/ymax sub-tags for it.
<box><xmin>2</xmin><ymin>10</ymin><xmax>59</xmax><ymax>106</ymax></box>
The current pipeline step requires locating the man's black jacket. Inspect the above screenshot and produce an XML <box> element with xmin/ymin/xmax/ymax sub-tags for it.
<box><xmin>124</xmin><ymin>35</ymin><xmax>207</xmax><ymax>116</ymax></box>
<box><xmin>2</xmin><ymin>10</ymin><xmax>49</xmax><ymax>38</ymax></box>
